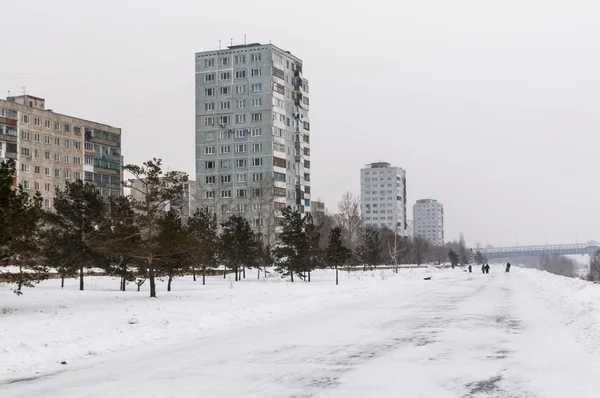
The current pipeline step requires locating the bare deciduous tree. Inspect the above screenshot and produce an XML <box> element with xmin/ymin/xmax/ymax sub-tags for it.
<box><xmin>335</xmin><ymin>192</ymin><xmax>362</xmax><ymax>250</ymax></box>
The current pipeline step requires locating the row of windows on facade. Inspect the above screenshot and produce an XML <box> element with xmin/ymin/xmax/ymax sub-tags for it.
<box><xmin>204</xmin><ymin>157</ymin><xmax>310</xmax><ymax>170</ymax></box>
<box><xmin>20</xmin><ymin>116</ymin><xmax>84</xmax><ymax>136</ymax></box>
<box><xmin>363</xmin><ymin>169</ymin><xmax>400</xmax><ymax>176</ymax></box>
<box><xmin>202</xmin><ymin>82</ymin><xmax>308</xmax><ymax>102</ymax></box>
<box><xmin>20</xmin><ymin>131</ymin><xmax>82</xmax><ymax>148</ymax></box>
<box><xmin>202</xmin><ymin>53</ymin><xmax>263</xmax><ymax>68</ymax></box>
<box><xmin>204</xmin><ymin>143</ymin><xmax>263</xmax><ymax>155</ymax></box>
<box><xmin>364</xmin><ymin>210</ymin><xmax>400</xmax><ymax>215</ymax></box>
<box><xmin>202</xmin><ymin>67</ymin><xmax>309</xmax><ymax>93</ymax></box>
<box><xmin>204</xmin><ymin>172</ymin><xmax>308</xmax><ymax>185</ymax></box>
<box><xmin>203</xmin><ymin>186</ymin><xmax>305</xmax><ymax>200</ymax></box>
<box><xmin>204</xmin><ymin>97</ymin><xmax>264</xmax><ymax>111</ymax></box>
<box><xmin>364</xmin><ymin>203</ymin><xmax>397</xmax><ymax>209</ymax></box>
<box><xmin>363</xmin><ymin>195</ymin><xmax>403</xmax><ymax>201</ymax></box>
<box><xmin>35</xmin><ymin>189</ymin><xmax>120</xmax><ymax>209</ymax></box>
<box><xmin>363</xmin><ymin>176</ymin><xmax>402</xmax><ymax>182</ymax></box>
<box><xmin>364</xmin><ymin>216</ymin><xmax>397</xmax><ymax>221</ymax></box>
<box><xmin>203</xmin><ymin>113</ymin><xmax>262</xmax><ymax>126</ymax></box>
<box><xmin>363</xmin><ymin>183</ymin><xmax>395</xmax><ymax>189</ymax></box>
<box><xmin>365</xmin><ymin>222</ymin><xmax>402</xmax><ymax>228</ymax></box>
<box><xmin>203</xmin><ymin>68</ymin><xmax>264</xmax><ymax>82</ymax></box>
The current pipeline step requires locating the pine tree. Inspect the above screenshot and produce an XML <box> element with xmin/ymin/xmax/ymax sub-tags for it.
<box><xmin>273</xmin><ymin>207</ymin><xmax>306</xmax><ymax>282</ymax></box>
<box><xmin>220</xmin><ymin>215</ymin><xmax>255</xmax><ymax>282</ymax></box>
<box><xmin>448</xmin><ymin>249</ymin><xmax>459</xmax><ymax>269</ymax></box>
<box><xmin>303</xmin><ymin>212</ymin><xmax>322</xmax><ymax>282</ymax></box>
<box><xmin>0</xmin><ymin>160</ymin><xmax>46</xmax><ymax>294</ymax></box>
<box><xmin>110</xmin><ymin>158</ymin><xmax>187</xmax><ymax>298</ymax></box>
<box><xmin>42</xmin><ymin>180</ymin><xmax>108</xmax><ymax>291</ymax></box>
<box><xmin>326</xmin><ymin>227</ymin><xmax>351</xmax><ymax>285</ymax></box>
<box><xmin>187</xmin><ymin>208</ymin><xmax>219</xmax><ymax>285</ymax></box>
<box><xmin>156</xmin><ymin>209</ymin><xmax>189</xmax><ymax>291</ymax></box>
<box><xmin>356</xmin><ymin>227</ymin><xmax>382</xmax><ymax>270</ymax></box>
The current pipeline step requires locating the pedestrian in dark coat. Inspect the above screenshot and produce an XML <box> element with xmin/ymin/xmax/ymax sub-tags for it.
<box><xmin>505</xmin><ymin>262</ymin><xmax>511</xmax><ymax>272</ymax></box>
<box><xmin>468</xmin><ymin>264</ymin><xmax>472</xmax><ymax>273</ymax></box>
<box><xmin>485</xmin><ymin>264</ymin><xmax>490</xmax><ymax>274</ymax></box>
<box><xmin>481</xmin><ymin>264</ymin><xmax>485</xmax><ymax>274</ymax></box>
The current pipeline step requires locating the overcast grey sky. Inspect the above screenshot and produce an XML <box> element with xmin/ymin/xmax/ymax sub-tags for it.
<box><xmin>2</xmin><ymin>0</ymin><xmax>599</xmax><ymax>247</ymax></box>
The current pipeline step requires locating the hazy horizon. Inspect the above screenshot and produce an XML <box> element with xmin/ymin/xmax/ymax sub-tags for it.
<box><xmin>2</xmin><ymin>0</ymin><xmax>599</xmax><ymax>247</ymax></box>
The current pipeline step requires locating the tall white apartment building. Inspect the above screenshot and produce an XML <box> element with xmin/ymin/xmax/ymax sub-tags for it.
<box><xmin>413</xmin><ymin>199</ymin><xmax>444</xmax><ymax>246</ymax></box>
<box><xmin>195</xmin><ymin>43</ymin><xmax>311</xmax><ymax>242</ymax></box>
<box><xmin>360</xmin><ymin>162</ymin><xmax>407</xmax><ymax>235</ymax></box>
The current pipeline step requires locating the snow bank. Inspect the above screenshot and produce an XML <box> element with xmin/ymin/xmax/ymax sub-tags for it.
<box><xmin>0</xmin><ymin>267</ymin><xmax>439</xmax><ymax>381</ymax></box>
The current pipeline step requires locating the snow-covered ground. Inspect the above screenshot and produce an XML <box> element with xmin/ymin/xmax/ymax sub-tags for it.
<box><xmin>1</xmin><ymin>266</ymin><xmax>600</xmax><ymax>397</ymax></box>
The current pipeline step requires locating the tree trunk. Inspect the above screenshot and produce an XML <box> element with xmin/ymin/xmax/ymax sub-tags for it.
<box><xmin>148</xmin><ymin>256</ymin><xmax>156</xmax><ymax>298</ymax></box>
<box><xmin>18</xmin><ymin>265</ymin><xmax>23</xmax><ymax>293</ymax></box>
<box><xmin>290</xmin><ymin>270</ymin><xmax>294</xmax><ymax>282</ymax></box>
<box><xmin>202</xmin><ymin>267</ymin><xmax>206</xmax><ymax>286</ymax></box>
<box><xmin>308</xmin><ymin>270</ymin><xmax>311</xmax><ymax>282</ymax></box>
<box><xmin>258</xmin><ymin>268</ymin><xmax>260</xmax><ymax>279</ymax></box>
<box><xmin>167</xmin><ymin>274</ymin><xmax>173</xmax><ymax>292</ymax></box>
<box><xmin>243</xmin><ymin>265</ymin><xmax>246</xmax><ymax>279</ymax></box>
<box><xmin>193</xmin><ymin>267</ymin><xmax>196</xmax><ymax>282</ymax></box>
<box><xmin>61</xmin><ymin>275</ymin><xmax>65</xmax><ymax>289</ymax></box>
<box><xmin>223</xmin><ymin>266</ymin><xmax>226</xmax><ymax>279</ymax></box>
<box><xmin>336</xmin><ymin>266</ymin><xmax>339</xmax><ymax>285</ymax></box>
<box><xmin>137</xmin><ymin>283</ymin><xmax>141</xmax><ymax>292</ymax></box>
<box><xmin>79</xmin><ymin>265</ymin><xmax>84</xmax><ymax>291</ymax></box>
<box><xmin>235</xmin><ymin>266</ymin><xmax>239</xmax><ymax>281</ymax></box>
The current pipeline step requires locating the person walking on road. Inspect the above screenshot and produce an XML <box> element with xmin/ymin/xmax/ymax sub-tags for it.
<box><xmin>468</xmin><ymin>264</ymin><xmax>472</xmax><ymax>273</ymax></box>
<box><xmin>485</xmin><ymin>264</ymin><xmax>490</xmax><ymax>274</ymax></box>
<box><xmin>505</xmin><ymin>262</ymin><xmax>511</xmax><ymax>273</ymax></box>
<box><xmin>481</xmin><ymin>264</ymin><xmax>485</xmax><ymax>274</ymax></box>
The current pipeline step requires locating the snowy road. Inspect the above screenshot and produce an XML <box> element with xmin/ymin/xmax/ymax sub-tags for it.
<box><xmin>2</xmin><ymin>269</ymin><xmax>600</xmax><ymax>397</ymax></box>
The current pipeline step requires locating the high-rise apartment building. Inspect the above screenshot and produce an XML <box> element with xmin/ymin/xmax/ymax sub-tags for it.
<box><xmin>413</xmin><ymin>199</ymin><xmax>444</xmax><ymax>246</ymax></box>
<box><xmin>195</xmin><ymin>43</ymin><xmax>311</xmax><ymax>239</ymax></box>
<box><xmin>0</xmin><ymin>95</ymin><xmax>122</xmax><ymax>209</ymax></box>
<box><xmin>360</xmin><ymin>162</ymin><xmax>407</xmax><ymax>235</ymax></box>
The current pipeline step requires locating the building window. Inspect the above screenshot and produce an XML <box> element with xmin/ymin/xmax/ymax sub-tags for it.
<box><xmin>251</xmin><ymin>128</ymin><xmax>262</xmax><ymax>137</ymax></box>
<box><xmin>54</xmin><ymin>153</ymin><xmax>60</xmax><ymax>162</ymax></box>
<box><xmin>218</xmin><ymin>116</ymin><xmax>231</xmax><ymax>125</ymax></box>
<box><xmin>234</xmin><ymin>55</ymin><xmax>245</xmax><ymax>64</ymax></box>
<box><xmin>220</xmin><ymin>145</ymin><xmax>230</xmax><ymax>154</ymax></box>
<box><xmin>220</xmin><ymin>57</ymin><xmax>229</xmax><ymax>66</ymax></box>
<box><xmin>220</xmin><ymin>175</ymin><xmax>231</xmax><ymax>184</ymax></box>
<box><xmin>204</xmin><ymin>146</ymin><xmax>215</xmax><ymax>155</ymax></box>
<box><xmin>204</xmin><ymin>117</ymin><xmax>215</xmax><ymax>126</ymax></box>
<box><xmin>33</xmin><ymin>165</ymin><xmax>40</xmax><ymax>174</ymax></box>
<box><xmin>252</xmin><ymin>172</ymin><xmax>263</xmax><ymax>182</ymax></box>
<box><xmin>221</xmin><ymin>190</ymin><xmax>231</xmax><ymax>198</ymax></box>
<box><xmin>64</xmin><ymin>139</ymin><xmax>70</xmax><ymax>148</ymax></box>
<box><xmin>74</xmin><ymin>141</ymin><xmax>81</xmax><ymax>150</ymax></box>
<box><xmin>220</xmin><ymin>86</ymin><xmax>230</xmax><ymax>95</ymax></box>
<box><xmin>220</xmin><ymin>101</ymin><xmax>231</xmax><ymax>110</ymax></box>
<box><xmin>64</xmin><ymin>124</ymin><xmax>70</xmax><ymax>133</ymax></box>
<box><xmin>235</xmin><ymin>129</ymin><xmax>247</xmax><ymax>138</ymax></box>
<box><xmin>64</xmin><ymin>155</ymin><xmax>70</xmax><ymax>163</ymax></box>
<box><xmin>21</xmin><ymin>164</ymin><xmax>30</xmax><ymax>173</ymax></box>
<box><xmin>22</xmin><ymin>115</ymin><xmax>30</xmax><ymax>124</ymax></box>
<box><xmin>205</xmin><ymin>161</ymin><xmax>215</xmax><ymax>169</ymax></box>
<box><xmin>273</xmin><ymin>157</ymin><xmax>286</xmax><ymax>168</ymax></box>
<box><xmin>274</xmin><ymin>172</ymin><xmax>286</xmax><ymax>182</ymax></box>
<box><xmin>204</xmin><ymin>58</ymin><xmax>214</xmax><ymax>67</ymax></box>
<box><xmin>33</xmin><ymin>133</ymin><xmax>40</xmax><ymax>142</ymax></box>
<box><xmin>251</xmin><ymin>53</ymin><xmax>262</xmax><ymax>62</ymax></box>
<box><xmin>44</xmin><ymin>136</ymin><xmax>50</xmax><ymax>145</ymax></box>
<box><xmin>252</xmin><ymin>158</ymin><xmax>263</xmax><ymax>167</ymax></box>
<box><xmin>44</xmin><ymin>167</ymin><xmax>50</xmax><ymax>176</ymax></box>
<box><xmin>44</xmin><ymin>151</ymin><xmax>50</xmax><ymax>160</ymax></box>
<box><xmin>55</xmin><ymin>122</ymin><xmax>60</xmax><ymax>131</ymax></box>
<box><xmin>236</xmin><ymin>159</ymin><xmax>246</xmax><ymax>168</ymax></box>
<box><xmin>220</xmin><ymin>160</ymin><xmax>231</xmax><ymax>169</ymax></box>
<box><xmin>65</xmin><ymin>169</ymin><xmax>71</xmax><ymax>179</ymax></box>
<box><xmin>204</xmin><ymin>73</ymin><xmax>215</xmax><ymax>82</ymax></box>
<box><xmin>235</xmin><ymin>70</ymin><xmax>246</xmax><ymax>79</ymax></box>
<box><xmin>74</xmin><ymin>157</ymin><xmax>82</xmax><ymax>165</ymax></box>
<box><xmin>235</xmin><ymin>114</ymin><xmax>247</xmax><ymax>124</ymax></box>
<box><xmin>45</xmin><ymin>120</ymin><xmax>51</xmax><ymax>129</ymax></box>
<box><xmin>205</xmin><ymin>190</ymin><xmax>215</xmax><ymax>199</ymax></box>
<box><xmin>251</xmin><ymin>143</ymin><xmax>262</xmax><ymax>152</ymax></box>
<box><xmin>205</xmin><ymin>131</ymin><xmax>215</xmax><ymax>140</ymax></box>
<box><xmin>235</xmin><ymin>144</ymin><xmax>247</xmax><ymax>153</ymax></box>
<box><xmin>55</xmin><ymin>168</ymin><xmax>60</xmax><ymax>177</ymax></box>
<box><xmin>205</xmin><ymin>102</ymin><xmax>215</xmax><ymax>111</ymax></box>
<box><xmin>251</xmin><ymin>68</ymin><xmax>262</xmax><ymax>77</ymax></box>
<box><xmin>55</xmin><ymin>137</ymin><xmax>60</xmax><ymax>146</ymax></box>
<box><xmin>251</xmin><ymin>113</ymin><xmax>262</xmax><ymax>122</ymax></box>
<box><xmin>237</xmin><ymin>99</ymin><xmax>246</xmax><ymax>108</ymax></box>
<box><xmin>236</xmin><ymin>189</ymin><xmax>247</xmax><ymax>198</ymax></box>
<box><xmin>21</xmin><ymin>130</ymin><xmax>30</xmax><ymax>140</ymax></box>
<box><xmin>252</xmin><ymin>98</ymin><xmax>262</xmax><ymax>107</ymax></box>
<box><xmin>21</xmin><ymin>147</ymin><xmax>31</xmax><ymax>157</ymax></box>
<box><xmin>251</xmin><ymin>83</ymin><xmax>262</xmax><ymax>92</ymax></box>
<box><xmin>236</xmin><ymin>174</ymin><xmax>247</xmax><ymax>183</ymax></box>
<box><xmin>236</xmin><ymin>85</ymin><xmax>245</xmax><ymax>94</ymax></box>
<box><xmin>44</xmin><ymin>198</ymin><xmax>51</xmax><ymax>208</ymax></box>
<box><xmin>204</xmin><ymin>88</ymin><xmax>215</xmax><ymax>96</ymax></box>
<box><xmin>252</xmin><ymin>188</ymin><xmax>263</xmax><ymax>197</ymax></box>
<box><xmin>33</xmin><ymin>117</ymin><xmax>40</xmax><ymax>126</ymax></box>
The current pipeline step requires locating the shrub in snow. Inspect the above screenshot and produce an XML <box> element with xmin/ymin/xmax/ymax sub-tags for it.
<box><xmin>127</xmin><ymin>318</ymin><xmax>139</xmax><ymax>325</ymax></box>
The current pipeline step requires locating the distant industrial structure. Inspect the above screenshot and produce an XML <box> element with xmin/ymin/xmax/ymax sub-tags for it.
<box><xmin>479</xmin><ymin>243</ymin><xmax>600</xmax><ymax>259</ymax></box>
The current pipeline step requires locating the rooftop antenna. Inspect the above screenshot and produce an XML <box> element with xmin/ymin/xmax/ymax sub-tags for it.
<box><xmin>21</xmin><ymin>86</ymin><xmax>27</xmax><ymax>96</ymax></box>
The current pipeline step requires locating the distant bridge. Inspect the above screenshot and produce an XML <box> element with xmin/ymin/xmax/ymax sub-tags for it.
<box><xmin>478</xmin><ymin>243</ymin><xmax>600</xmax><ymax>259</ymax></box>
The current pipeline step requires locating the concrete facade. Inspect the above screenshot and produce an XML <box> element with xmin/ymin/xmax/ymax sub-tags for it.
<box><xmin>195</xmin><ymin>43</ymin><xmax>310</xmax><ymax>240</ymax></box>
<box><xmin>360</xmin><ymin>162</ymin><xmax>408</xmax><ymax>235</ymax></box>
<box><xmin>413</xmin><ymin>199</ymin><xmax>444</xmax><ymax>246</ymax></box>
<box><xmin>0</xmin><ymin>95</ymin><xmax>122</xmax><ymax>209</ymax></box>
